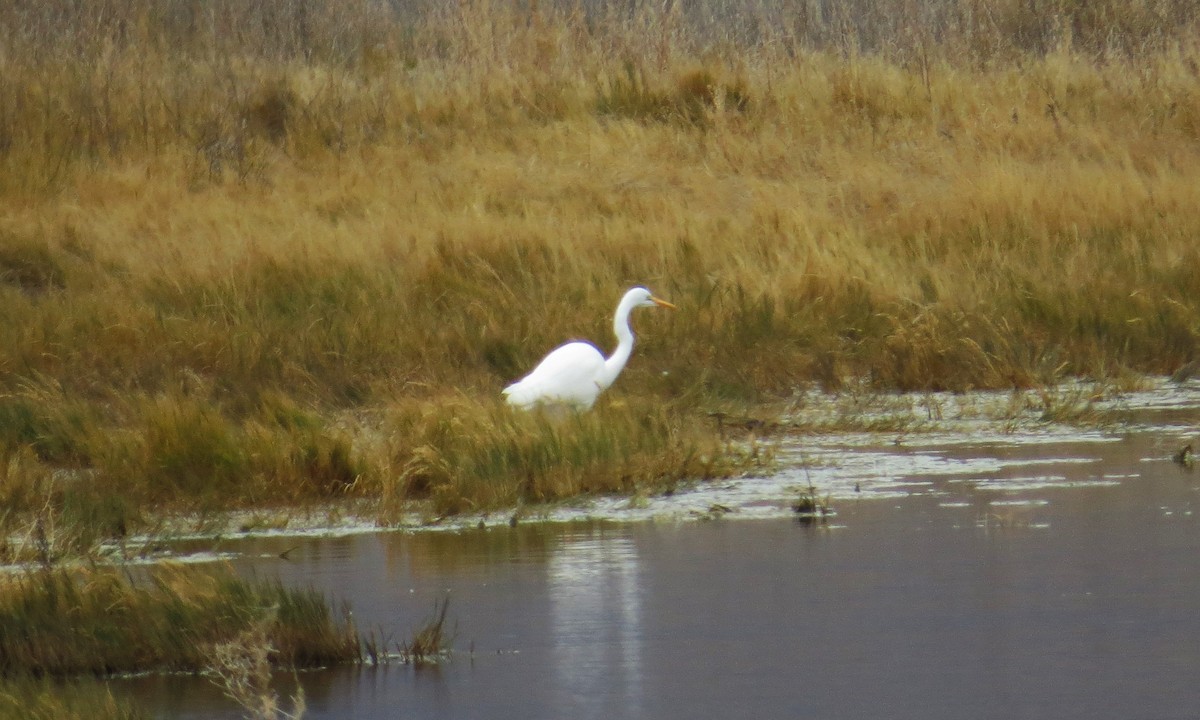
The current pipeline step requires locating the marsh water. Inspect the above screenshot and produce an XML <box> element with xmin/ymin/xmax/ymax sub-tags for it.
<box><xmin>118</xmin><ymin>383</ymin><xmax>1200</xmax><ymax>719</ymax></box>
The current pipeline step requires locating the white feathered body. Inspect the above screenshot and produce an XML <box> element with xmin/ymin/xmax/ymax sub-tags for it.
<box><xmin>502</xmin><ymin>341</ymin><xmax>609</xmax><ymax>410</ymax></box>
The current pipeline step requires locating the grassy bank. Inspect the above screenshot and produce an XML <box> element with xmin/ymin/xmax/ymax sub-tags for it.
<box><xmin>0</xmin><ymin>564</ymin><xmax>360</xmax><ymax>717</ymax></box>
<box><xmin>0</xmin><ymin>679</ymin><xmax>144</xmax><ymax>720</ymax></box>
<box><xmin>0</xmin><ymin>565</ymin><xmax>360</xmax><ymax>677</ymax></box>
<box><xmin>1</xmin><ymin>0</ymin><xmax>1199</xmax><ymax>546</ymax></box>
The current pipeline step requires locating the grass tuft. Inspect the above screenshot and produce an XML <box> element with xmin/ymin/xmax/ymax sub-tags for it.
<box><xmin>399</xmin><ymin>596</ymin><xmax>453</xmax><ymax>665</ymax></box>
<box><xmin>377</xmin><ymin>397</ymin><xmax>739</xmax><ymax>518</ymax></box>
<box><xmin>596</xmin><ymin>62</ymin><xmax>748</xmax><ymax>126</ymax></box>
<box><xmin>0</xmin><ymin>565</ymin><xmax>360</xmax><ymax>678</ymax></box>
<box><xmin>0</xmin><ymin>232</ymin><xmax>67</xmax><ymax>296</ymax></box>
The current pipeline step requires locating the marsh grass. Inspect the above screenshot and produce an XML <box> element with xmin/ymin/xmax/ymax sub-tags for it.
<box><xmin>0</xmin><ymin>678</ymin><xmax>145</xmax><ymax>720</ymax></box>
<box><xmin>398</xmin><ymin>596</ymin><xmax>453</xmax><ymax>665</ymax></box>
<box><xmin>377</xmin><ymin>396</ymin><xmax>739</xmax><ymax>518</ymax></box>
<box><xmin>1031</xmin><ymin>384</ymin><xmax>1134</xmax><ymax>428</ymax></box>
<box><xmin>0</xmin><ymin>564</ymin><xmax>465</xmax><ymax>715</ymax></box>
<box><xmin>2</xmin><ymin>0</ymin><xmax>1200</xmax><ymax>547</ymax></box>
<box><xmin>596</xmin><ymin>63</ymin><xmax>750</xmax><ymax>126</ymax></box>
<box><xmin>0</xmin><ymin>565</ymin><xmax>360</xmax><ymax>678</ymax></box>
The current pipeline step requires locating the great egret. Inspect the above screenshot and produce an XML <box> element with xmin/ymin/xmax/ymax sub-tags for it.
<box><xmin>503</xmin><ymin>287</ymin><xmax>676</xmax><ymax>411</ymax></box>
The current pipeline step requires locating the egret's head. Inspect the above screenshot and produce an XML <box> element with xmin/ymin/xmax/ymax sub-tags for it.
<box><xmin>629</xmin><ymin>287</ymin><xmax>677</xmax><ymax>310</ymax></box>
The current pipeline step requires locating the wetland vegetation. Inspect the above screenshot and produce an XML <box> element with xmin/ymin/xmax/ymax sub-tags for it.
<box><xmin>0</xmin><ymin>565</ymin><xmax>359</xmax><ymax>678</ymax></box>
<box><xmin>0</xmin><ymin>6</ymin><xmax>1197</xmax><ymax>717</ymax></box>
<box><xmin>0</xmin><ymin>564</ymin><xmax>360</xmax><ymax>717</ymax></box>
<box><xmin>1</xmin><ymin>0</ymin><xmax>1198</xmax><ymax>560</ymax></box>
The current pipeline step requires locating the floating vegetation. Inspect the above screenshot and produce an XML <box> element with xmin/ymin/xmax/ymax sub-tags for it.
<box><xmin>689</xmin><ymin>503</ymin><xmax>736</xmax><ymax>521</ymax></box>
<box><xmin>978</xmin><ymin>507</ymin><xmax>1050</xmax><ymax>531</ymax></box>
<box><xmin>1172</xmin><ymin>444</ymin><xmax>1194</xmax><ymax>470</ymax></box>
<box><xmin>791</xmin><ymin>488</ymin><xmax>832</xmax><ymax>525</ymax></box>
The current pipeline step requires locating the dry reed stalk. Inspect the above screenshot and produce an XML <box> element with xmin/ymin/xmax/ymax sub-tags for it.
<box><xmin>207</xmin><ymin>614</ymin><xmax>308</xmax><ymax>720</ymax></box>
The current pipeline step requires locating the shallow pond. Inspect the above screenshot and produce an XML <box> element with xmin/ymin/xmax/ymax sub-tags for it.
<box><xmin>120</xmin><ymin>381</ymin><xmax>1200</xmax><ymax>719</ymax></box>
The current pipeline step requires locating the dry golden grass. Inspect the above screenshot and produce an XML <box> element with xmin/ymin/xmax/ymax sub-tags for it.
<box><xmin>1</xmin><ymin>0</ymin><xmax>1198</xmax><ymax>541</ymax></box>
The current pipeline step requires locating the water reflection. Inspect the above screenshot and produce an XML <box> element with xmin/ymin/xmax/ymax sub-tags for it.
<box><xmin>547</xmin><ymin>531</ymin><xmax>643</xmax><ymax>718</ymax></box>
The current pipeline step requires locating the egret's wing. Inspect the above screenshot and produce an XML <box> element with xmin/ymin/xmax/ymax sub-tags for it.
<box><xmin>503</xmin><ymin>342</ymin><xmax>606</xmax><ymax>409</ymax></box>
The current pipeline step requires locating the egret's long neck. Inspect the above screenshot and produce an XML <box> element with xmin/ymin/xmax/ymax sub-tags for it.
<box><xmin>599</xmin><ymin>294</ymin><xmax>639</xmax><ymax>390</ymax></box>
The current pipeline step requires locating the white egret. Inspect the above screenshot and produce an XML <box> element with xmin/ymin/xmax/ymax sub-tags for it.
<box><xmin>503</xmin><ymin>287</ymin><xmax>676</xmax><ymax>411</ymax></box>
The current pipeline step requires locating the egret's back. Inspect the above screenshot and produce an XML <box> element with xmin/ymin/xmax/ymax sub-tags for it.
<box><xmin>502</xmin><ymin>342</ymin><xmax>606</xmax><ymax>410</ymax></box>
